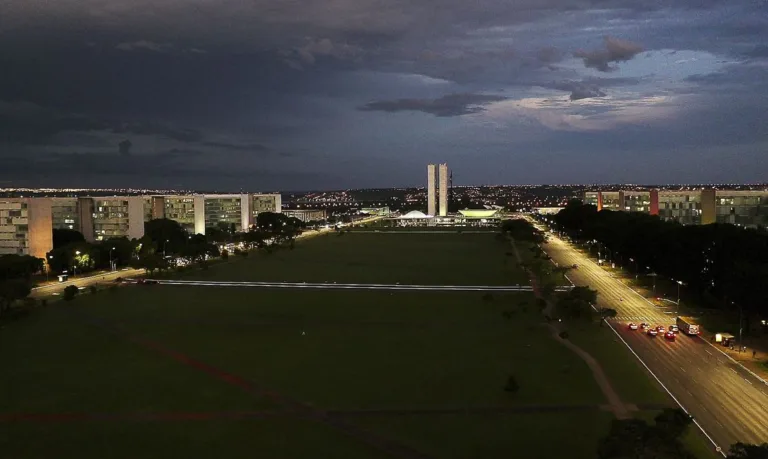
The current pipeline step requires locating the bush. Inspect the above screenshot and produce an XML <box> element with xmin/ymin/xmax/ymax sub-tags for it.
<box><xmin>63</xmin><ymin>285</ymin><xmax>79</xmax><ymax>301</ymax></box>
<box><xmin>558</xmin><ymin>330</ymin><xmax>570</xmax><ymax>340</ymax></box>
<box><xmin>221</xmin><ymin>249</ymin><xmax>229</xmax><ymax>260</ymax></box>
<box><xmin>40</xmin><ymin>299</ymin><xmax>47</xmax><ymax>307</ymax></box>
<box><xmin>89</xmin><ymin>285</ymin><xmax>97</xmax><ymax>295</ymax></box>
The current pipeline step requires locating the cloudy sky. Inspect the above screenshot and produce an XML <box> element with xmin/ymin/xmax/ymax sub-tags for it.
<box><xmin>1</xmin><ymin>0</ymin><xmax>766</xmax><ymax>191</ymax></box>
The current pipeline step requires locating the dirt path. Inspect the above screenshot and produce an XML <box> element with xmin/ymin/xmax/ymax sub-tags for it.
<box><xmin>511</xmin><ymin>239</ymin><xmax>630</xmax><ymax>420</ymax></box>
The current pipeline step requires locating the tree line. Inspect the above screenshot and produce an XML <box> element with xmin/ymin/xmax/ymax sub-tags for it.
<box><xmin>552</xmin><ymin>201</ymin><xmax>768</xmax><ymax>317</ymax></box>
<box><xmin>0</xmin><ymin>212</ymin><xmax>305</xmax><ymax>319</ymax></box>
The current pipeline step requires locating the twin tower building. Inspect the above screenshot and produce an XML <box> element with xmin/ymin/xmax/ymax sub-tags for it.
<box><xmin>427</xmin><ymin>163</ymin><xmax>449</xmax><ymax>217</ymax></box>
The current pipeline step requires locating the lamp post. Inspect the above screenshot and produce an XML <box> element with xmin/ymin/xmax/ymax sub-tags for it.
<box><xmin>676</xmin><ymin>280</ymin><xmax>684</xmax><ymax>305</ymax></box>
<box><xmin>74</xmin><ymin>250</ymin><xmax>81</xmax><ymax>277</ymax></box>
<box><xmin>109</xmin><ymin>246</ymin><xmax>116</xmax><ymax>272</ymax></box>
<box><xmin>648</xmin><ymin>270</ymin><xmax>657</xmax><ymax>295</ymax></box>
<box><xmin>629</xmin><ymin>258</ymin><xmax>638</xmax><ymax>279</ymax></box>
<box><xmin>163</xmin><ymin>240</ymin><xmax>169</xmax><ymax>258</ymax></box>
<box><xmin>734</xmin><ymin>301</ymin><xmax>743</xmax><ymax>353</ymax></box>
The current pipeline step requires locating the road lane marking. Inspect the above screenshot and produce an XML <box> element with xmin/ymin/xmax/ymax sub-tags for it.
<box><xmin>595</xmin><ymin>305</ymin><xmax>725</xmax><ymax>456</ymax></box>
<box><xmin>745</xmin><ymin>378</ymin><xmax>753</xmax><ymax>385</ymax></box>
<box><xmin>705</xmin><ymin>350</ymin><xmax>712</xmax><ymax>356</ymax></box>
<box><xmin>680</xmin><ymin>367</ymin><xmax>686</xmax><ymax>373</ymax></box>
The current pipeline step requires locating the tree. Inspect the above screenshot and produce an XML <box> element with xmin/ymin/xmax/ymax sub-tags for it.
<box><xmin>653</xmin><ymin>408</ymin><xmax>693</xmax><ymax>441</ymax></box>
<box><xmin>727</xmin><ymin>443</ymin><xmax>768</xmax><ymax>459</ymax></box>
<box><xmin>52</xmin><ymin>228</ymin><xmax>85</xmax><ymax>249</ymax></box>
<box><xmin>504</xmin><ymin>375</ymin><xmax>519</xmax><ymax>393</ymax></box>
<box><xmin>0</xmin><ymin>255</ymin><xmax>44</xmax><ymax>280</ymax></box>
<box><xmin>144</xmin><ymin>218</ymin><xmax>189</xmax><ymax>256</ymax></box>
<box><xmin>63</xmin><ymin>285</ymin><xmax>79</xmax><ymax>301</ymax></box>
<box><xmin>598</xmin><ymin>308</ymin><xmax>618</xmax><ymax>326</ymax></box>
<box><xmin>0</xmin><ymin>279</ymin><xmax>32</xmax><ymax>318</ymax></box>
<box><xmin>555</xmin><ymin>286</ymin><xmax>597</xmax><ymax>321</ymax></box>
<box><xmin>598</xmin><ymin>414</ymin><xmax>696</xmax><ymax>459</ymax></box>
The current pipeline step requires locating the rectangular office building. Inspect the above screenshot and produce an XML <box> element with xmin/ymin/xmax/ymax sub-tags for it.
<box><xmin>283</xmin><ymin>209</ymin><xmax>326</xmax><ymax>223</ymax></box>
<box><xmin>715</xmin><ymin>190</ymin><xmax>768</xmax><ymax>228</ymax></box>
<box><xmin>0</xmin><ymin>198</ymin><xmax>53</xmax><ymax>260</ymax></box>
<box><xmin>80</xmin><ymin>196</ymin><xmax>145</xmax><ymax>241</ymax></box>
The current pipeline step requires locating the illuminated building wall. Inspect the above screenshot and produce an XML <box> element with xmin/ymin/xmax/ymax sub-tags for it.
<box><xmin>162</xmin><ymin>196</ymin><xmax>197</xmax><ymax>233</ymax></box>
<box><xmin>439</xmin><ymin>163</ymin><xmax>448</xmax><ymax>217</ymax></box>
<box><xmin>623</xmin><ymin>191</ymin><xmax>651</xmax><ymax>213</ymax></box>
<box><xmin>0</xmin><ymin>198</ymin><xmax>53</xmax><ymax>260</ymax></box>
<box><xmin>84</xmin><ymin>196</ymin><xmax>145</xmax><ymax>241</ymax></box>
<box><xmin>714</xmin><ymin>190</ymin><xmax>768</xmax><ymax>228</ymax></box>
<box><xmin>283</xmin><ymin>209</ymin><xmax>326</xmax><ymax>223</ymax></box>
<box><xmin>656</xmin><ymin>191</ymin><xmax>703</xmax><ymax>225</ymax></box>
<box><xmin>427</xmin><ymin>164</ymin><xmax>437</xmax><ymax>216</ymax></box>
<box><xmin>203</xmin><ymin>194</ymin><xmax>250</xmax><ymax>233</ymax></box>
<box><xmin>250</xmin><ymin>194</ymin><xmax>282</xmax><ymax>221</ymax></box>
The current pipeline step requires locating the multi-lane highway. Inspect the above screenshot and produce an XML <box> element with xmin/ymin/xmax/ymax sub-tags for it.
<box><xmin>31</xmin><ymin>268</ymin><xmax>145</xmax><ymax>298</ymax></box>
<box><xmin>539</xmin><ymin>228</ymin><xmax>768</xmax><ymax>454</ymax></box>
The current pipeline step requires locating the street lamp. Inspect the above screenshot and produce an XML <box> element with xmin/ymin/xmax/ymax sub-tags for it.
<box><xmin>163</xmin><ymin>239</ymin><xmax>169</xmax><ymax>258</ymax></box>
<box><xmin>648</xmin><ymin>270</ymin><xmax>657</xmax><ymax>295</ymax></box>
<box><xmin>629</xmin><ymin>258</ymin><xmax>638</xmax><ymax>279</ymax></box>
<box><xmin>676</xmin><ymin>280</ymin><xmax>684</xmax><ymax>305</ymax></box>
<box><xmin>74</xmin><ymin>250</ymin><xmax>81</xmax><ymax>277</ymax></box>
<box><xmin>109</xmin><ymin>246</ymin><xmax>116</xmax><ymax>272</ymax></box>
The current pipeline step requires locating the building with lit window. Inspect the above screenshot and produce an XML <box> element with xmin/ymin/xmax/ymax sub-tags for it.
<box><xmin>715</xmin><ymin>190</ymin><xmax>768</xmax><ymax>227</ymax></box>
<box><xmin>50</xmin><ymin>197</ymin><xmax>79</xmax><ymax>230</ymax></box>
<box><xmin>0</xmin><ymin>198</ymin><xmax>53</xmax><ymax>259</ymax></box>
<box><xmin>283</xmin><ymin>209</ymin><xmax>326</xmax><ymax>223</ymax></box>
<box><xmin>583</xmin><ymin>189</ymin><xmax>768</xmax><ymax>228</ymax></box>
<box><xmin>79</xmin><ymin>196</ymin><xmax>145</xmax><ymax>241</ymax></box>
<box><xmin>251</xmin><ymin>194</ymin><xmax>281</xmax><ymax>215</ymax></box>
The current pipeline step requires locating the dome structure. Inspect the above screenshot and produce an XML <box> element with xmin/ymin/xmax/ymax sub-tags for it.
<box><xmin>400</xmin><ymin>210</ymin><xmax>429</xmax><ymax>219</ymax></box>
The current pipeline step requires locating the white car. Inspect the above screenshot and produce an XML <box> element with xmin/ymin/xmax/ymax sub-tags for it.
<box><xmin>647</xmin><ymin>328</ymin><xmax>659</xmax><ymax>337</ymax></box>
<box><xmin>627</xmin><ymin>323</ymin><xmax>639</xmax><ymax>330</ymax></box>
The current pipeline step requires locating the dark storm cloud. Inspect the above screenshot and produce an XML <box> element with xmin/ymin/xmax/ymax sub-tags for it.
<box><xmin>745</xmin><ymin>45</ymin><xmax>768</xmax><ymax>58</ymax></box>
<box><xmin>359</xmin><ymin>93</ymin><xmax>506</xmax><ymax>117</ymax></box>
<box><xmin>553</xmin><ymin>81</ymin><xmax>606</xmax><ymax>100</ymax></box>
<box><xmin>1</xmin><ymin>0</ymin><xmax>767</xmax><ymax>188</ymax></box>
<box><xmin>549</xmin><ymin>77</ymin><xmax>640</xmax><ymax>100</ymax></box>
<box><xmin>574</xmin><ymin>36</ymin><xmax>644</xmax><ymax>72</ymax></box>
<box><xmin>118</xmin><ymin>139</ymin><xmax>132</xmax><ymax>156</ymax></box>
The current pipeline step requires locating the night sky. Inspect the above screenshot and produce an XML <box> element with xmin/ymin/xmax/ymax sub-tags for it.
<box><xmin>1</xmin><ymin>0</ymin><xmax>767</xmax><ymax>191</ymax></box>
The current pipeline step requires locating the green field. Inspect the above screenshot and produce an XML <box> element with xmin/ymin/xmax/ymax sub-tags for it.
<box><xmin>184</xmin><ymin>232</ymin><xmax>531</xmax><ymax>285</ymax></box>
<box><xmin>1</xmin><ymin>231</ymin><xmax>703</xmax><ymax>458</ymax></box>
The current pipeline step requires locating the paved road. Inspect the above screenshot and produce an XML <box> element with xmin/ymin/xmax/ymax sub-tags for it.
<box><xmin>150</xmin><ymin>279</ymin><xmax>573</xmax><ymax>292</ymax></box>
<box><xmin>539</xmin><ymin>228</ymin><xmax>768</xmax><ymax>453</ymax></box>
<box><xmin>31</xmin><ymin>268</ymin><xmax>145</xmax><ymax>298</ymax></box>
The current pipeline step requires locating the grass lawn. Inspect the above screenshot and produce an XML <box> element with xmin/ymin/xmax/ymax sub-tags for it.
<box><xmin>183</xmin><ymin>232</ymin><xmax>531</xmax><ymax>285</ymax></box>
<box><xmin>0</xmin><ymin>418</ymin><xmax>393</xmax><ymax>459</ymax></box>
<box><xmin>0</xmin><ymin>232</ymin><xmax>714</xmax><ymax>458</ymax></box>
<box><xmin>352</xmin><ymin>411</ymin><xmax>616</xmax><ymax>459</ymax></box>
<box><xmin>74</xmin><ymin>287</ymin><xmax>606</xmax><ymax>409</ymax></box>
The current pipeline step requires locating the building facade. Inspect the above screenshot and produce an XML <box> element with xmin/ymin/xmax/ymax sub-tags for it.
<box><xmin>427</xmin><ymin>164</ymin><xmax>437</xmax><ymax>217</ymax></box>
<box><xmin>283</xmin><ymin>209</ymin><xmax>326</xmax><ymax>223</ymax></box>
<box><xmin>438</xmin><ymin>163</ymin><xmax>448</xmax><ymax>217</ymax></box>
<box><xmin>82</xmin><ymin>196</ymin><xmax>145</xmax><ymax>241</ymax></box>
<box><xmin>0</xmin><ymin>198</ymin><xmax>53</xmax><ymax>259</ymax></box>
<box><xmin>583</xmin><ymin>189</ymin><xmax>768</xmax><ymax>228</ymax></box>
<box><xmin>50</xmin><ymin>197</ymin><xmax>79</xmax><ymax>230</ymax></box>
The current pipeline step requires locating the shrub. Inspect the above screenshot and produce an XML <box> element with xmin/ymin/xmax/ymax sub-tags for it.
<box><xmin>63</xmin><ymin>285</ymin><xmax>79</xmax><ymax>301</ymax></box>
<box><xmin>40</xmin><ymin>299</ymin><xmax>48</xmax><ymax>307</ymax></box>
<box><xmin>221</xmin><ymin>249</ymin><xmax>229</xmax><ymax>260</ymax></box>
<box><xmin>558</xmin><ymin>330</ymin><xmax>570</xmax><ymax>340</ymax></box>
<box><xmin>89</xmin><ymin>285</ymin><xmax>97</xmax><ymax>295</ymax></box>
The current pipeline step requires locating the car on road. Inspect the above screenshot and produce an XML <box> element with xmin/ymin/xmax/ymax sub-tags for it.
<box><xmin>656</xmin><ymin>325</ymin><xmax>665</xmax><ymax>333</ymax></box>
<box><xmin>627</xmin><ymin>322</ymin><xmax>639</xmax><ymax>330</ymax></box>
<box><xmin>669</xmin><ymin>324</ymin><xmax>679</xmax><ymax>333</ymax></box>
<box><xmin>664</xmin><ymin>331</ymin><xmax>676</xmax><ymax>341</ymax></box>
<box><xmin>640</xmin><ymin>322</ymin><xmax>650</xmax><ymax>330</ymax></box>
<box><xmin>647</xmin><ymin>328</ymin><xmax>658</xmax><ymax>337</ymax></box>
<box><xmin>571</xmin><ymin>264</ymin><xmax>578</xmax><ymax>269</ymax></box>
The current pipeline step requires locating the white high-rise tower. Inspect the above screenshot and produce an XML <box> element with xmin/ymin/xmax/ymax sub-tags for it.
<box><xmin>427</xmin><ymin>164</ymin><xmax>437</xmax><ymax>216</ymax></box>
<box><xmin>438</xmin><ymin>163</ymin><xmax>448</xmax><ymax>216</ymax></box>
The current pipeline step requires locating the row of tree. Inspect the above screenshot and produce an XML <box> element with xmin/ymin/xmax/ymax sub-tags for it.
<box><xmin>552</xmin><ymin>201</ymin><xmax>768</xmax><ymax>315</ymax></box>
